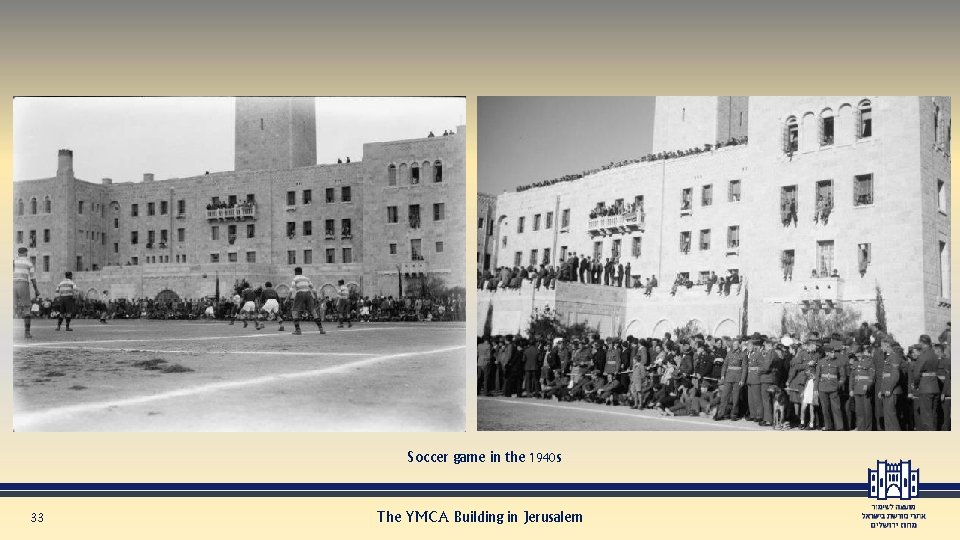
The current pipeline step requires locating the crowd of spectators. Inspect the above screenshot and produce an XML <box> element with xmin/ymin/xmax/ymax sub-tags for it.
<box><xmin>478</xmin><ymin>321</ymin><xmax>951</xmax><ymax>431</ymax></box>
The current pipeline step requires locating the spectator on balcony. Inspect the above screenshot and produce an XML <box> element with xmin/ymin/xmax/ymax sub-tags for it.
<box><xmin>624</xmin><ymin>262</ymin><xmax>632</xmax><ymax>288</ymax></box>
<box><xmin>814</xmin><ymin>194</ymin><xmax>834</xmax><ymax>224</ymax></box>
<box><xmin>705</xmin><ymin>272</ymin><xmax>718</xmax><ymax>294</ymax></box>
<box><xmin>580</xmin><ymin>255</ymin><xmax>589</xmax><ymax>283</ymax></box>
<box><xmin>831</xmin><ymin>268</ymin><xmax>839</xmax><ymax>278</ymax></box>
<box><xmin>616</xmin><ymin>261</ymin><xmax>624</xmax><ymax>287</ymax></box>
<box><xmin>858</xmin><ymin>245</ymin><xmax>869</xmax><ymax>277</ymax></box>
<box><xmin>644</xmin><ymin>277</ymin><xmax>654</xmax><ymax>296</ymax></box>
<box><xmin>782</xmin><ymin>251</ymin><xmax>795</xmax><ymax>281</ymax></box>
<box><xmin>781</xmin><ymin>199</ymin><xmax>798</xmax><ymax>227</ymax></box>
<box><xmin>569</xmin><ymin>253</ymin><xmax>579</xmax><ymax>282</ymax></box>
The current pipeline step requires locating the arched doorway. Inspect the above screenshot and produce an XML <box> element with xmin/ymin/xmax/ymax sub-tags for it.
<box><xmin>319</xmin><ymin>284</ymin><xmax>338</xmax><ymax>299</ymax></box>
<box><xmin>156</xmin><ymin>289</ymin><xmax>180</xmax><ymax>305</ymax></box>
<box><xmin>276</xmin><ymin>284</ymin><xmax>290</xmax><ymax>298</ymax></box>
<box><xmin>714</xmin><ymin>318</ymin><xmax>738</xmax><ymax>338</ymax></box>
<box><xmin>651</xmin><ymin>318</ymin><xmax>675</xmax><ymax>339</ymax></box>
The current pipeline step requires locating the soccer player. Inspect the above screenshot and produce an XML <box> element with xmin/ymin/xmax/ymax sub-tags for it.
<box><xmin>13</xmin><ymin>247</ymin><xmax>41</xmax><ymax>339</ymax></box>
<box><xmin>258</xmin><ymin>281</ymin><xmax>284</xmax><ymax>331</ymax></box>
<box><xmin>238</xmin><ymin>283</ymin><xmax>259</xmax><ymax>328</ymax></box>
<box><xmin>228</xmin><ymin>291</ymin><xmax>243</xmax><ymax>325</ymax></box>
<box><xmin>55</xmin><ymin>271</ymin><xmax>78</xmax><ymax>331</ymax></box>
<box><xmin>336</xmin><ymin>279</ymin><xmax>352</xmax><ymax>329</ymax></box>
<box><xmin>290</xmin><ymin>267</ymin><xmax>325</xmax><ymax>336</ymax></box>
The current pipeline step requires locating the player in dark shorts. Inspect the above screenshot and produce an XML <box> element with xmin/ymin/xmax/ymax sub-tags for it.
<box><xmin>13</xmin><ymin>247</ymin><xmax>41</xmax><ymax>339</ymax></box>
<box><xmin>336</xmin><ymin>279</ymin><xmax>352</xmax><ymax>329</ymax></box>
<box><xmin>290</xmin><ymin>267</ymin><xmax>325</xmax><ymax>336</ymax></box>
<box><xmin>238</xmin><ymin>284</ymin><xmax>259</xmax><ymax>328</ymax></box>
<box><xmin>257</xmin><ymin>281</ymin><xmax>284</xmax><ymax>331</ymax></box>
<box><xmin>55</xmin><ymin>271</ymin><xmax>78</xmax><ymax>331</ymax></box>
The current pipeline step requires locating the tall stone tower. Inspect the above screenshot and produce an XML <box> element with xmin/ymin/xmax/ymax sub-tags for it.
<box><xmin>652</xmin><ymin>96</ymin><xmax>749</xmax><ymax>153</ymax></box>
<box><xmin>234</xmin><ymin>97</ymin><xmax>317</xmax><ymax>171</ymax></box>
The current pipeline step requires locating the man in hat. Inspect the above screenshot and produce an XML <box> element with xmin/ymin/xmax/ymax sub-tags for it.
<box><xmin>745</xmin><ymin>335</ymin><xmax>764</xmax><ymax>422</ymax></box>
<box><xmin>912</xmin><ymin>335</ymin><xmax>941</xmax><ymax>430</ymax></box>
<box><xmin>13</xmin><ymin>247</ymin><xmax>41</xmax><ymax>339</ymax></box>
<box><xmin>815</xmin><ymin>340</ymin><xmax>847</xmax><ymax>430</ymax></box>
<box><xmin>758</xmin><ymin>338</ymin><xmax>780</xmax><ymax>426</ymax></box>
<box><xmin>877</xmin><ymin>337</ymin><xmax>904</xmax><ymax>431</ymax></box>
<box><xmin>716</xmin><ymin>337</ymin><xmax>747</xmax><ymax>421</ymax></box>
<box><xmin>522</xmin><ymin>339</ymin><xmax>541</xmax><ymax>397</ymax></box>
<box><xmin>849</xmin><ymin>349</ymin><xmax>876</xmax><ymax>431</ymax></box>
<box><xmin>937</xmin><ymin>335</ymin><xmax>951</xmax><ymax>431</ymax></box>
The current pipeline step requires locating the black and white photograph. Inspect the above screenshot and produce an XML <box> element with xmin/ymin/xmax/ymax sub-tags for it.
<box><xmin>477</xmin><ymin>96</ymin><xmax>951</xmax><ymax>431</ymax></box>
<box><xmin>12</xmin><ymin>96</ymin><xmax>467</xmax><ymax>432</ymax></box>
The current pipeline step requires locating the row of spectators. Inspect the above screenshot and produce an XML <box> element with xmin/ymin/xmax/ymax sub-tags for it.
<box><xmin>478</xmin><ymin>322</ymin><xmax>951</xmax><ymax>431</ymax></box>
<box><xmin>515</xmin><ymin>136</ymin><xmax>749</xmax><ymax>192</ymax></box>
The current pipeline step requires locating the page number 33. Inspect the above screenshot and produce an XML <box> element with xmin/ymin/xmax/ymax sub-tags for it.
<box><xmin>30</xmin><ymin>512</ymin><xmax>44</xmax><ymax>523</ymax></box>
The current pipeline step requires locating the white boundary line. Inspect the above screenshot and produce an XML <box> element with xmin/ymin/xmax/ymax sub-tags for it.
<box><xmin>15</xmin><ymin>325</ymin><xmax>464</xmax><ymax>348</ymax></box>
<box><xmin>479</xmin><ymin>397</ymin><xmax>763</xmax><ymax>431</ymax></box>
<box><xmin>15</xmin><ymin>345</ymin><xmax>466</xmax><ymax>430</ymax></box>
<box><xmin>15</xmin><ymin>345</ymin><xmax>375</xmax><ymax>357</ymax></box>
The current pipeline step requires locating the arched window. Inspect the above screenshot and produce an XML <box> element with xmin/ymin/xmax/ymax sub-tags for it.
<box><xmin>30</xmin><ymin>197</ymin><xmax>37</xmax><ymax>215</ymax></box>
<box><xmin>857</xmin><ymin>100</ymin><xmax>872</xmax><ymax>139</ymax></box>
<box><xmin>387</xmin><ymin>164</ymin><xmax>397</xmax><ymax>186</ymax></box>
<box><xmin>398</xmin><ymin>163</ymin><xmax>408</xmax><ymax>185</ymax></box>
<box><xmin>434</xmin><ymin>160</ymin><xmax>443</xmax><ymax>183</ymax></box>
<box><xmin>410</xmin><ymin>163</ymin><xmax>420</xmax><ymax>184</ymax></box>
<box><xmin>783</xmin><ymin>116</ymin><xmax>799</xmax><ymax>153</ymax></box>
<box><xmin>44</xmin><ymin>196</ymin><xmax>51</xmax><ymax>213</ymax></box>
<box><xmin>820</xmin><ymin>108</ymin><xmax>834</xmax><ymax>146</ymax></box>
<box><xmin>422</xmin><ymin>161</ymin><xmax>431</xmax><ymax>183</ymax></box>
<box><xmin>801</xmin><ymin>112</ymin><xmax>816</xmax><ymax>152</ymax></box>
<box><xmin>16</xmin><ymin>198</ymin><xmax>23</xmax><ymax>216</ymax></box>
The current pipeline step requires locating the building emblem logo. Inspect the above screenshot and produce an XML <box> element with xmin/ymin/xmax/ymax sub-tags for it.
<box><xmin>868</xmin><ymin>460</ymin><xmax>919</xmax><ymax>500</ymax></box>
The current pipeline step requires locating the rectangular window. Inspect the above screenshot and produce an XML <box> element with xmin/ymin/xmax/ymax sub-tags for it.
<box><xmin>780</xmin><ymin>185</ymin><xmax>798</xmax><ymax>224</ymax></box>
<box><xmin>342</xmin><ymin>248</ymin><xmax>353</xmax><ymax>263</ymax></box>
<box><xmin>533</xmin><ymin>214</ymin><xmax>541</xmax><ymax>231</ymax></box>
<box><xmin>478</xmin><ymin>217</ymin><xmax>485</xmax><ymax>229</ymax></box>
<box><xmin>940</xmin><ymin>240</ymin><xmax>950</xmax><ymax>299</ymax></box>
<box><xmin>593</xmin><ymin>241</ymin><xmax>602</xmax><ymax>260</ymax></box>
<box><xmin>303</xmin><ymin>249</ymin><xmax>313</xmax><ymax>264</ymax></box>
<box><xmin>816</xmin><ymin>180</ymin><xmax>834</xmax><ymax>214</ymax></box>
<box><xmin>160</xmin><ymin>201</ymin><xmax>168</xmax><ymax>215</ymax></box>
<box><xmin>542</xmin><ymin>247</ymin><xmax>550</xmax><ymax>264</ymax></box>
<box><xmin>113</xmin><ymin>243</ymin><xmax>119</xmax><ymax>254</ymax></box>
<box><xmin>148</xmin><ymin>230</ymin><xmax>156</xmax><ymax>244</ymax></box>
<box><xmin>178</xmin><ymin>228</ymin><xmax>185</xmax><ymax>242</ymax></box>
<box><xmin>177</xmin><ymin>199</ymin><xmax>186</xmax><ymax>215</ymax></box>
<box><xmin>43</xmin><ymin>255</ymin><xmax>50</xmax><ymax>272</ymax></box>
<box><xmin>16</xmin><ymin>230</ymin><xmax>22</xmax><ymax>244</ymax></box>
<box><xmin>302</xmin><ymin>189</ymin><xmax>312</xmax><ymax>205</ymax></box>
<box><xmin>326</xmin><ymin>188</ymin><xmax>335</xmax><ymax>203</ymax></box>
<box><xmin>302</xmin><ymin>221</ymin><xmax>312</xmax><ymax>236</ymax></box>
<box><xmin>228</xmin><ymin>195</ymin><xmax>237</xmax><ymax>206</ymax></box>
<box><xmin>246</xmin><ymin>193</ymin><xmax>255</xmax><ymax>204</ymax></box>
<box><xmin>211</xmin><ymin>226</ymin><xmax>219</xmax><ymax>241</ymax></box>
<box><xmin>561</xmin><ymin>209</ymin><xmax>570</xmax><ymax>228</ymax></box>
<box><xmin>409</xmin><ymin>205</ymin><xmax>421</xmax><ymax>228</ymax></box>
<box><xmin>160</xmin><ymin>229</ymin><xmax>168</xmax><ymax>243</ymax></box>
<box><xmin>286</xmin><ymin>222</ymin><xmax>296</xmax><ymax>238</ymax></box>
<box><xmin>228</xmin><ymin>252</ymin><xmax>238</xmax><ymax>263</ymax></box>
<box><xmin>389</xmin><ymin>243</ymin><xmax>397</xmax><ymax>255</ymax></box>
<box><xmin>326</xmin><ymin>248</ymin><xmax>335</xmax><ymax>263</ymax></box>
<box><xmin>131</xmin><ymin>256</ymin><xmax>139</xmax><ymax>265</ymax></box>
<box><xmin>681</xmin><ymin>188</ymin><xmax>693</xmax><ymax>211</ymax></box>
<box><xmin>287</xmin><ymin>250</ymin><xmax>296</xmax><ymax>265</ymax></box>
<box><xmin>114</xmin><ymin>218</ymin><xmax>119</xmax><ymax>229</ymax></box>
<box><xmin>43</xmin><ymin>229</ymin><xmax>50</xmax><ymax>243</ymax></box>
<box><xmin>412</xmin><ymin>166</ymin><xmax>420</xmax><ymax>184</ymax></box>
<box><xmin>147</xmin><ymin>202</ymin><xmax>155</xmax><ymax>216</ymax></box>
<box><xmin>938</xmin><ymin>179</ymin><xmax>947</xmax><ymax>213</ymax></box>
<box><xmin>286</xmin><ymin>191</ymin><xmax>296</xmax><ymax>206</ymax></box>
<box><xmin>246</xmin><ymin>251</ymin><xmax>256</xmax><ymax>263</ymax></box>
<box><xmin>433</xmin><ymin>203</ymin><xmax>445</xmax><ymax>221</ymax></box>
<box><xmin>341</xmin><ymin>186</ymin><xmax>351</xmax><ymax>202</ymax></box>
<box><xmin>341</xmin><ymin>219</ymin><xmax>352</xmax><ymax>237</ymax></box>
<box><xmin>611</xmin><ymin>240</ymin><xmax>621</xmax><ymax>260</ymax></box>
<box><xmin>699</xmin><ymin>229</ymin><xmax>711</xmax><ymax>250</ymax></box>
<box><xmin>701</xmin><ymin>184</ymin><xmax>713</xmax><ymax>206</ymax></box>
<box><xmin>131</xmin><ymin>203</ymin><xmax>139</xmax><ymax>217</ymax></box>
<box><xmin>388</xmin><ymin>166</ymin><xmax>397</xmax><ymax>186</ymax></box>
<box><xmin>228</xmin><ymin>225</ymin><xmax>237</xmax><ymax>241</ymax></box>
<box><xmin>411</xmin><ymin>239</ymin><xmax>423</xmax><ymax>261</ymax></box>
<box><xmin>854</xmin><ymin>174</ymin><xmax>874</xmax><ymax>206</ymax></box>
<box><xmin>545</xmin><ymin>211</ymin><xmax>553</xmax><ymax>229</ymax></box>
<box><xmin>727</xmin><ymin>226</ymin><xmax>740</xmax><ymax>249</ymax></box>
<box><xmin>821</xmin><ymin>114</ymin><xmax>835</xmax><ymax>146</ymax></box>
<box><xmin>325</xmin><ymin>219</ymin><xmax>335</xmax><ymax>237</ymax></box>
<box><xmin>632</xmin><ymin>236</ymin><xmax>642</xmax><ymax>257</ymax></box>
<box><xmin>816</xmin><ymin>240</ymin><xmax>835</xmax><ymax>277</ymax></box>
<box><xmin>78</xmin><ymin>201</ymin><xmax>84</xmax><ymax>215</ymax></box>
<box><xmin>680</xmin><ymin>231</ymin><xmax>691</xmax><ymax>253</ymax></box>
<box><xmin>699</xmin><ymin>271</ymin><xmax>711</xmax><ymax>283</ymax></box>
<box><xmin>559</xmin><ymin>246</ymin><xmax>568</xmax><ymax>261</ymax></box>
<box><xmin>210</xmin><ymin>254</ymin><xmax>219</xmax><ymax>263</ymax></box>
<box><xmin>517</xmin><ymin>216</ymin><xmax>525</xmax><ymax>233</ymax></box>
<box><xmin>514</xmin><ymin>252</ymin><xmax>522</xmax><ymax>267</ymax></box>
<box><xmin>247</xmin><ymin>224</ymin><xmax>255</xmax><ymax>238</ymax></box>
<box><xmin>728</xmin><ymin>180</ymin><xmax>741</xmax><ymax>202</ymax></box>
<box><xmin>131</xmin><ymin>231</ymin><xmax>139</xmax><ymax>244</ymax></box>
<box><xmin>388</xmin><ymin>206</ymin><xmax>399</xmax><ymax>223</ymax></box>
<box><xmin>436</xmin><ymin>241</ymin><xmax>445</xmax><ymax>254</ymax></box>
<box><xmin>529</xmin><ymin>249</ymin><xmax>538</xmax><ymax>266</ymax></box>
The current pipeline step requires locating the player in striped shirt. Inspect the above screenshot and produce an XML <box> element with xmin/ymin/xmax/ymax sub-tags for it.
<box><xmin>13</xmin><ymin>247</ymin><xmax>41</xmax><ymax>338</ymax></box>
<box><xmin>290</xmin><ymin>267</ymin><xmax>325</xmax><ymax>336</ymax></box>
<box><xmin>336</xmin><ymin>279</ymin><xmax>352</xmax><ymax>329</ymax></box>
<box><xmin>55</xmin><ymin>271</ymin><xmax>78</xmax><ymax>332</ymax></box>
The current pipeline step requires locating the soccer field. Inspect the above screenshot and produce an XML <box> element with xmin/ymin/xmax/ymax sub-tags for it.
<box><xmin>12</xmin><ymin>319</ymin><xmax>466</xmax><ymax>432</ymax></box>
<box><xmin>478</xmin><ymin>397</ymin><xmax>766</xmax><ymax>431</ymax></box>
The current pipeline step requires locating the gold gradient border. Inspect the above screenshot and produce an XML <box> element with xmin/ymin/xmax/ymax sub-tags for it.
<box><xmin>0</xmin><ymin>1</ymin><xmax>958</xmax><ymax>536</ymax></box>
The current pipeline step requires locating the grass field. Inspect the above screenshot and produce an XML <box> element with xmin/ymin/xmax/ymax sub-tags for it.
<box><xmin>13</xmin><ymin>319</ymin><xmax>466</xmax><ymax>432</ymax></box>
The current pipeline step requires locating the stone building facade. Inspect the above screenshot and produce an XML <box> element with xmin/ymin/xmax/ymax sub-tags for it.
<box><xmin>477</xmin><ymin>192</ymin><xmax>496</xmax><ymax>272</ymax></box>
<box><xmin>13</xmin><ymin>98</ymin><xmax>465</xmax><ymax>302</ymax></box>
<box><xmin>480</xmin><ymin>96</ymin><xmax>951</xmax><ymax>342</ymax></box>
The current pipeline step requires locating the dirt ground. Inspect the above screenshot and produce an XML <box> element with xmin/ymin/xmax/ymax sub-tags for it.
<box><xmin>13</xmin><ymin>319</ymin><xmax>466</xmax><ymax>432</ymax></box>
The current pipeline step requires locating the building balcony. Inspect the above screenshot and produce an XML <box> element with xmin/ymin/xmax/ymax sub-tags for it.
<box><xmin>206</xmin><ymin>204</ymin><xmax>257</xmax><ymax>221</ymax></box>
<box><xmin>587</xmin><ymin>209</ymin><xmax>645</xmax><ymax>237</ymax></box>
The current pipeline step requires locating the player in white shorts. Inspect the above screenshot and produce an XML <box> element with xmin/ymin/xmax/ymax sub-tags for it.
<box><xmin>237</xmin><ymin>285</ymin><xmax>259</xmax><ymax>328</ymax></box>
<box><xmin>257</xmin><ymin>281</ymin><xmax>284</xmax><ymax>331</ymax></box>
<box><xmin>228</xmin><ymin>292</ymin><xmax>243</xmax><ymax>325</ymax></box>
